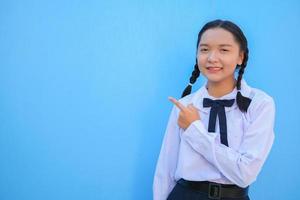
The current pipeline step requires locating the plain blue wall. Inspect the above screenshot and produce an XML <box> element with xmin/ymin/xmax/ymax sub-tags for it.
<box><xmin>1</xmin><ymin>0</ymin><xmax>299</xmax><ymax>199</ymax></box>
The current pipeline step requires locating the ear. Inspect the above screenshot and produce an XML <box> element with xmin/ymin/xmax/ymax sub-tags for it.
<box><xmin>238</xmin><ymin>51</ymin><xmax>244</xmax><ymax>65</ymax></box>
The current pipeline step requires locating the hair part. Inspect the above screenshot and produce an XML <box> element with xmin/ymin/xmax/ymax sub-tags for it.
<box><xmin>181</xmin><ymin>19</ymin><xmax>251</xmax><ymax>112</ymax></box>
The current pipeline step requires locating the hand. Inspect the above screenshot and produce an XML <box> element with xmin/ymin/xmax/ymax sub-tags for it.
<box><xmin>168</xmin><ymin>96</ymin><xmax>201</xmax><ymax>130</ymax></box>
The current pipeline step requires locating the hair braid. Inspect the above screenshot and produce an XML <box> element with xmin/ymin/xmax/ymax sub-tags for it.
<box><xmin>236</xmin><ymin>47</ymin><xmax>251</xmax><ymax>112</ymax></box>
<box><xmin>181</xmin><ymin>62</ymin><xmax>200</xmax><ymax>98</ymax></box>
<box><xmin>236</xmin><ymin>65</ymin><xmax>245</xmax><ymax>90</ymax></box>
<box><xmin>236</xmin><ymin>47</ymin><xmax>248</xmax><ymax>90</ymax></box>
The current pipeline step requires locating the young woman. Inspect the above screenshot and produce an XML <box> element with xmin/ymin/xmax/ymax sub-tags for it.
<box><xmin>153</xmin><ymin>19</ymin><xmax>276</xmax><ymax>200</ymax></box>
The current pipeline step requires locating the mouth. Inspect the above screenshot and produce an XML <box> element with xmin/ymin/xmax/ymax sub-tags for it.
<box><xmin>206</xmin><ymin>66</ymin><xmax>223</xmax><ymax>73</ymax></box>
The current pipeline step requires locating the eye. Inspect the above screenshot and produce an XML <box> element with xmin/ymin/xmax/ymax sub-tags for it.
<box><xmin>220</xmin><ymin>49</ymin><xmax>229</xmax><ymax>52</ymax></box>
<box><xmin>200</xmin><ymin>48</ymin><xmax>208</xmax><ymax>52</ymax></box>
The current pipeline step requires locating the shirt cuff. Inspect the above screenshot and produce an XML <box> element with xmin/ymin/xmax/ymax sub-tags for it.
<box><xmin>186</xmin><ymin>120</ymin><xmax>207</xmax><ymax>134</ymax></box>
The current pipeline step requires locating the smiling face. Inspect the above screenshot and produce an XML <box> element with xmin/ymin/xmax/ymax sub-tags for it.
<box><xmin>197</xmin><ymin>28</ymin><xmax>244</xmax><ymax>84</ymax></box>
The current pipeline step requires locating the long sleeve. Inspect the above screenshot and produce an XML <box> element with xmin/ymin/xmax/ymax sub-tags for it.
<box><xmin>153</xmin><ymin>105</ymin><xmax>181</xmax><ymax>200</ymax></box>
<box><xmin>181</xmin><ymin>97</ymin><xmax>276</xmax><ymax>188</ymax></box>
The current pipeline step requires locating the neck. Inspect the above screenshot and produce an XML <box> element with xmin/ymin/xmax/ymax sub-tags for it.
<box><xmin>206</xmin><ymin>77</ymin><xmax>237</xmax><ymax>98</ymax></box>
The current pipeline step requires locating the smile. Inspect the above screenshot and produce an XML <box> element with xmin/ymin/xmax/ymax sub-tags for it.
<box><xmin>206</xmin><ymin>67</ymin><xmax>223</xmax><ymax>72</ymax></box>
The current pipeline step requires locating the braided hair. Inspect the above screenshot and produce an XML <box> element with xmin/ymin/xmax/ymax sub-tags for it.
<box><xmin>181</xmin><ymin>19</ymin><xmax>251</xmax><ymax>112</ymax></box>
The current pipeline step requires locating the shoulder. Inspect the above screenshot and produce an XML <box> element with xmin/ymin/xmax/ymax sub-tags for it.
<box><xmin>247</xmin><ymin>87</ymin><xmax>276</xmax><ymax>122</ymax></box>
<box><xmin>241</xmin><ymin>79</ymin><xmax>275</xmax><ymax>111</ymax></box>
<box><xmin>250</xmin><ymin>87</ymin><xmax>275</xmax><ymax>108</ymax></box>
<box><xmin>178</xmin><ymin>92</ymin><xmax>197</xmax><ymax>105</ymax></box>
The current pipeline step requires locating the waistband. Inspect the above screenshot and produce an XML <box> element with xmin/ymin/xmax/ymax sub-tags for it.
<box><xmin>177</xmin><ymin>178</ymin><xmax>249</xmax><ymax>200</ymax></box>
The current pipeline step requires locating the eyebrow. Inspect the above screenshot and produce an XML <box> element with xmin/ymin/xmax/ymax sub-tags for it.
<box><xmin>199</xmin><ymin>44</ymin><xmax>233</xmax><ymax>47</ymax></box>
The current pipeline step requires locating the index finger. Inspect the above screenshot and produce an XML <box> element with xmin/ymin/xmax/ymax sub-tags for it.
<box><xmin>168</xmin><ymin>96</ymin><xmax>186</xmax><ymax>111</ymax></box>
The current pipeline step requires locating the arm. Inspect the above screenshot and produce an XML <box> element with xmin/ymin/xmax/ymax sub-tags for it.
<box><xmin>181</xmin><ymin>97</ymin><xmax>276</xmax><ymax>188</ymax></box>
<box><xmin>153</xmin><ymin>106</ymin><xmax>181</xmax><ymax>200</ymax></box>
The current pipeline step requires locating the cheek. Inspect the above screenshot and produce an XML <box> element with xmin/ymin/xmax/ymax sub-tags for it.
<box><xmin>197</xmin><ymin>55</ymin><xmax>207</xmax><ymax>67</ymax></box>
<box><xmin>222</xmin><ymin>57</ymin><xmax>239</xmax><ymax>69</ymax></box>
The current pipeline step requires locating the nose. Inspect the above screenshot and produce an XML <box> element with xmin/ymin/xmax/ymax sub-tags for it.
<box><xmin>207</xmin><ymin>51</ymin><xmax>218</xmax><ymax>62</ymax></box>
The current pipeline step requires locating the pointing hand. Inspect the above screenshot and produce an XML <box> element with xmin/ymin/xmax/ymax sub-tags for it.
<box><xmin>168</xmin><ymin>96</ymin><xmax>200</xmax><ymax>130</ymax></box>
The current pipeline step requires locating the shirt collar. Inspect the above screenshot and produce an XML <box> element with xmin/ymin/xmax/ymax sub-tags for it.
<box><xmin>192</xmin><ymin>79</ymin><xmax>252</xmax><ymax>113</ymax></box>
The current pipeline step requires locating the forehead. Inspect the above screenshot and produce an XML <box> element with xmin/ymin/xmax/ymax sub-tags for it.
<box><xmin>199</xmin><ymin>28</ymin><xmax>238</xmax><ymax>46</ymax></box>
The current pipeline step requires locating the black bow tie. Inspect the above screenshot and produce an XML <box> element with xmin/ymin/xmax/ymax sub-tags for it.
<box><xmin>203</xmin><ymin>98</ymin><xmax>235</xmax><ymax>146</ymax></box>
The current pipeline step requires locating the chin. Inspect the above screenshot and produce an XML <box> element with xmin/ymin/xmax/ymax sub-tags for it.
<box><xmin>204</xmin><ymin>75</ymin><xmax>224</xmax><ymax>83</ymax></box>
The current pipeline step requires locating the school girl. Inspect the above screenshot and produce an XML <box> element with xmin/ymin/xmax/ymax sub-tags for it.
<box><xmin>153</xmin><ymin>19</ymin><xmax>276</xmax><ymax>200</ymax></box>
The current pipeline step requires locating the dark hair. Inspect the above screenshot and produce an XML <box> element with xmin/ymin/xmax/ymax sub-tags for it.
<box><xmin>181</xmin><ymin>19</ymin><xmax>251</xmax><ymax>112</ymax></box>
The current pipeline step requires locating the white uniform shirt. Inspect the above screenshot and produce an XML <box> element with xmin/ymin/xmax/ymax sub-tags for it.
<box><xmin>153</xmin><ymin>79</ymin><xmax>276</xmax><ymax>200</ymax></box>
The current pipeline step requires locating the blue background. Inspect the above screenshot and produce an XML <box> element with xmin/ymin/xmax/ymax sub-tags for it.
<box><xmin>1</xmin><ymin>0</ymin><xmax>299</xmax><ymax>199</ymax></box>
